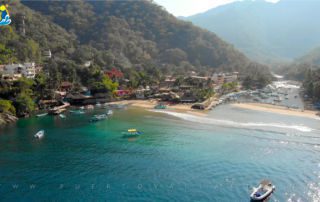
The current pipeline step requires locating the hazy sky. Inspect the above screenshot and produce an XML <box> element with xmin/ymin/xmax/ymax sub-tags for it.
<box><xmin>154</xmin><ymin>0</ymin><xmax>280</xmax><ymax>17</ymax></box>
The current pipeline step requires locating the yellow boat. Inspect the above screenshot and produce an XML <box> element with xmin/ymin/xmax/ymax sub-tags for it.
<box><xmin>122</xmin><ymin>129</ymin><xmax>142</xmax><ymax>137</ymax></box>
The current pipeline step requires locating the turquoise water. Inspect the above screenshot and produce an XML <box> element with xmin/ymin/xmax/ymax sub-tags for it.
<box><xmin>0</xmin><ymin>106</ymin><xmax>320</xmax><ymax>201</ymax></box>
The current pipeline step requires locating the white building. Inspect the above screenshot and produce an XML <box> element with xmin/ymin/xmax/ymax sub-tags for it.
<box><xmin>224</xmin><ymin>72</ymin><xmax>238</xmax><ymax>83</ymax></box>
<box><xmin>1</xmin><ymin>62</ymin><xmax>37</xmax><ymax>79</ymax></box>
<box><xmin>212</xmin><ymin>72</ymin><xmax>238</xmax><ymax>84</ymax></box>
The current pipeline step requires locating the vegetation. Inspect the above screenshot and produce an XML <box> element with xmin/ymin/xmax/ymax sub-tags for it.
<box><xmin>185</xmin><ymin>0</ymin><xmax>320</xmax><ymax>64</ymax></box>
<box><xmin>221</xmin><ymin>82</ymin><xmax>238</xmax><ymax>93</ymax></box>
<box><xmin>0</xmin><ymin>0</ymin><xmax>273</xmax><ymax>120</ymax></box>
<box><xmin>22</xmin><ymin>0</ymin><xmax>272</xmax><ymax>81</ymax></box>
<box><xmin>303</xmin><ymin>69</ymin><xmax>320</xmax><ymax>101</ymax></box>
<box><xmin>0</xmin><ymin>99</ymin><xmax>16</xmax><ymax>115</ymax></box>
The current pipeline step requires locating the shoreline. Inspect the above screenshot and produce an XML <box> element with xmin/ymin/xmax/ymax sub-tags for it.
<box><xmin>110</xmin><ymin>100</ymin><xmax>320</xmax><ymax>120</ymax></box>
<box><xmin>109</xmin><ymin>99</ymin><xmax>208</xmax><ymax>116</ymax></box>
<box><xmin>231</xmin><ymin>102</ymin><xmax>320</xmax><ymax>119</ymax></box>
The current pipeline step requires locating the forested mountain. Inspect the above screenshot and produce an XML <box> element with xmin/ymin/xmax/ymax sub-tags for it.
<box><xmin>278</xmin><ymin>47</ymin><xmax>320</xmax><ymax>102</ymax></box>
<box><xmin>20</xmin><ymin>0</ymin><xmax>271</xmax><ymax>76</ymax></box>
<box><xmin>298</xmin><ymin>47</ymin><xmax>320</xmax><ymax>66</ymax></box>
<box><xmin>0</xmin><ymin>0</ymin><xmax>273</xmax><ymax>119</ymax></box>
<box><xmin>185</xmin><ymin>0</ymin><xmax>320</xmax><ymax>65</ymax></box>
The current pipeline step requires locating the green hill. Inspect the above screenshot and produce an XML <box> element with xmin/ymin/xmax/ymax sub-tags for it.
<box><xmin>185</xmin><ymin>0</ymin><xmax>320</xmax><ymax>65</ymax></box>
<box><xmin>21</xmin><ymin>0</ymin><xmax>270</xmax><ymax>76</ymax></box>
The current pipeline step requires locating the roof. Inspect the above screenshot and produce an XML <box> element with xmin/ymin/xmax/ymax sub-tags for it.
<box><xmin>60</xmin><ymin>81</ymin><xmax>73</xmax><ymax>87</ymax></box>
<box><xmin>191</xmin><ymin>76</ymin><xmax>209</xmax><ymax>80</ymax></box>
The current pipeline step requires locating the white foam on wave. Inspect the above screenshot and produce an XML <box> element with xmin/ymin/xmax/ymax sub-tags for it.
<box><xmin>150</xmin><ymin>110</ymin><xmax>314</xmax><ymax>133</ymax></box>
<box><xmin>270</xmin><ymin>81</ymin><xmax>301</xmax><ymax>89</ymax></box>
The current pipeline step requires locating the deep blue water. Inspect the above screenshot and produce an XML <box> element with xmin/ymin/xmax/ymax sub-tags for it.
<box><xmin>0</xmin><ymin>106</ymin><xmax>319</xmax><ymax>201</ymax></box>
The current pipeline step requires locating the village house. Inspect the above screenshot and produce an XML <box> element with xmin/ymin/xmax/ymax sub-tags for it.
<box><xmin>224</xmin><ymin>72</ymin><xmax>239</xmax><ymax>83</ymax></box>
<box><xmin>59</xmin><ymin>81</ymin><xmax>73</xmax><ymax>92</ymax></box>
<box><xmin>212</xmin><ymin>73</ymin><xmax>225</xmax><ymax>85</ymax></box>
<box><xmin>0</xmin><ymin>62</ymin><xmax>39</xmax><ymax>80</ymax></box>
<box><xmin>212</xmin><ymin>72</ymin><xmax>238</xmax><ymax>85</ymax></box>
<box><xmin>189</xmin><ymin>76</ymin><xmax>210</xmax><ymax>87</ymax></box>
<box><xmin>159</xmin><ymin>76</ymin><xmax>176</xmax><ymax>90</ymax></box>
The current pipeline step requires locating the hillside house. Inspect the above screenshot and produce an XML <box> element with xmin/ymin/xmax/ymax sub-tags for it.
<box><xmin>0</xmin><ymin>62</ymin><xmax>38</xmax><ymax>80</ymax></box>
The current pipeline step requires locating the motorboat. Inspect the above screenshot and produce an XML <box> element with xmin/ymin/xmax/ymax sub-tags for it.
<box><xmin>59</xmin><ymin>114</ymin><xmax>66</xmax><ymax>119</ymax></box>
<box><xmin>154</xmin><ymin>103</ymin><xmax>167</xmax><ymax>109</ymax></box>
<box><xmin>105</xmin><ymin>103</ymin><xmax>127</xmax><ymax>109</ymax></box>
<box><xmin>69</xmin><ymin>110</ymin><xmax>85</xmax><ymax>115</ymax></box>
<box><xmin>36</xmin><ymin>113</ymin><xmax>48</xmax><ymax>117</ymax></box>
<box><xmin>250</xmin><ymin>180</ymin><xmax>275</xmax><ymax>201</ymax></box>
<box><xmin>34</xmin><ymin>130</ymin><xmax>44</xmax><ymax>139</ymax></box>
<box><xmin>122</xmin><ymin>129</ymin><xmax>142</xmax><ymax>137</ymax></box>
<box><xmin>86</xmin><ymin>105</ymin><xmax>94</xmax><ymax>110</ymax></box>
<box><xmin>107</xmin><ymin>110</ymin><xmax>113</xmax><ymax>116</ymax></box>
<box><xmin>90</xmin><ymin>114</ymin><xmax>107</xmax><ymax>122</ymax></box>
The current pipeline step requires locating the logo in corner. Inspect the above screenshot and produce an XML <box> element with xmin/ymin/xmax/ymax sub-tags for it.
<box><xmin>0</xmin><ymin>4</ymin><xmax>11</xmax><ymax>26</ymax></box>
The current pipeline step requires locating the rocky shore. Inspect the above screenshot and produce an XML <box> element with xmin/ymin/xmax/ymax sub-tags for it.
<box><xmin>0</xmin><ymin>113</ymin><xmax>18</xmax><ymax>126</ymax></box>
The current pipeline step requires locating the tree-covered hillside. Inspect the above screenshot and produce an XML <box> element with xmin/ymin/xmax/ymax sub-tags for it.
<box><xmin>0</xmin><ymin>0</ymin><xmax>273</xmax><ymax>120</ymax></box>
<box><xmin>21</xmin><ymin>0</ymin><xmax>271</xmax><ymax>76</ymax></box>
<box><xmin>185</xmin><ymin>0</ymin><xmax>320</xmax><ymax>65</ymax></box>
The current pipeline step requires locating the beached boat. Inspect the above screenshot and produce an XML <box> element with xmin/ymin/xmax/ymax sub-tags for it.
<box><xmin>36</xmin><ymin>113</ymin><xmax>48</xmax><ymax>117</ymax></box>
<box><xmin>59</xmin><ymin>114</ymin><xmax>66</xmax><ymax>119</ymax></box>
<box><xmin>250</xmin><ymin>180</ymin><xmax>275</xmax><ymax>201</ymax></box>
<box><xmin>69</xmin><ymin>110</ymin><xmax>85</xmax><ymax>115</ymax></box>
<box><xmin>154</xmin><ymin>103</ymin><xmax>167</xmax><ymax>109</ymax></box>
<box><xmin>122</xmin><ymin>129</ymin><xmax>142</xmax><ymax>137</ymax></box>
<box><xmin>90</xmin><ymin>114</ymin><xmax>107</xmax><ymax>122</ymax></box>
<box><xmin>86</xmin><ymin>105</ymin><xmax>94</xmax><ymax>110</ymax></box>
<box><xmin>105</xmin><ymin>103</ymin><xmax>127</xmax><ymax>109</ymax></box>
<box><xmin>107</xmin><ymin>110</ymin><xmax>113</xmax><ymax>116</ymax></box>
<box><xmin>34</xmin><ymin>130</ymin><xmax>44</xmax><ymax>139</ymax></box>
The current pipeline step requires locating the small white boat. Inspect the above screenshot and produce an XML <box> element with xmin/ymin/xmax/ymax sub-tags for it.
<box><xmin>86</xmin><ymin>105</ymin><xmax>94</xmax><ymax>110</ymax></box>
<box><xmin>250</xmin><ymin>180</ymin><xmax>275</xmax><ymax>201</ymax></box>
<box><xmin>34</xmin><ymin>130</ymin><xmax>44</xmax><ymax>139</ymax></box>
<box><xmin>69</xmin><ymin>110</ymin><xmax>85</xmax><ymax>115</ymax></box>
<box><xmin>122</xmin><ymin>129</ymin><xmax>142</xmax><ymax>137</ymax></box>
<box><xmin>90</xmin><ymin>114</ymin><xmax>107</xmax><ymax>122</ymax></box>
<box><xmin>107</xmin><ymin>110</ymin><xmax>113</xmax><ymax>116</ymax></box>
<box><xmin>59</xmin><ymin>114</ymin><xmax>66</xmax><ymax>119</ymax></box>
<box><xmin>96</xmin><ymin>102</ymin><xmax>102</xmax><ymax>107</ymax></box>
<box><xmin>36</xmin><ymin>113</ymin><xmax>48</xmax><ymax>117</ymax></box>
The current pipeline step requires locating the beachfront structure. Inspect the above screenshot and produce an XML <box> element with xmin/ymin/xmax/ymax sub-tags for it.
<box><xmin>159</xmin><ymin>76</ymin><xmax>176</xmax><ymax>89</ymax></box>
<box><xmin>59</xmin><ymin>81</ymin><xmax>73</xmax><ymax>92</ymax></box>
<box><xmin>212</xmin><ymin>72</ymin><xmax>238</xmax><ymax>85</ymax></box>
<box><xmin>0</xmin><ymin>62</ymin><xmax>38</xmax><ymax>79</ymax></box>
<box><xmin>105</xmin><ymin>68</ymin><xmax>124</xmax><ymax>80</ymax></box>
<box><xmin>181</xmin><ymin>76</ymin><xmax>211</xmax><ymax>89</ymax></box>
<box><xmin>212</xmin><ymin>73</ymin><xmax>225</xmax><ymax>85</ymax></box>
<box><xmin>224</xmin><ymin>72</ymin><xmax>239</xmax><ymax>83</ymax></box>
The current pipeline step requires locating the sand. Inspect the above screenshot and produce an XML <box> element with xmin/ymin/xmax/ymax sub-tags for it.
<box><xmin>232</xmin><ymin>103</ymin><xmax>320</xmax><ymax>119</ymax></box>
<box><xmin>109</xmin><ymin>100</ymin><xmax>207</xmax><ymax>116</ymax></box>
<box><xmin>110</xmin><ymin>100</ymin><xmax>320</xmax><ymax>119</ymax></box>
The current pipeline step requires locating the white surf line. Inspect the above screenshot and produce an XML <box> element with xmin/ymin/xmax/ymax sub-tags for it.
<box><xmin>150</xmin><ymin>110</ymin><xmax>314</xmax><ymax>133</ymax></box>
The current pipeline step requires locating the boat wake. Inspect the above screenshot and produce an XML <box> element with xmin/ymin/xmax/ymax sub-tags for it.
<box><xmin>150</xmin><ymin>110</ymin><xmax>314</xmax><ymax>133</ymax></box>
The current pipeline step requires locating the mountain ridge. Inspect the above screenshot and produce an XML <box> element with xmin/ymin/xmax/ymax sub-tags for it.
<box><xmin>185</xmin><ymin>0</ymin><xmax>320</xmax><ymax>65</ymax></box>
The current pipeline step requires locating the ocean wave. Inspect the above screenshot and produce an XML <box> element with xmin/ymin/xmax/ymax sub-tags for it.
<box><xmin>150</xmin><ymin>110</ymin><xmax>314</xmax><ymax>133</ymax></box>
<box><xmin>270</xmin><ymin>81</ymin><xmax>300</xmax><ymax>89</ymax></box>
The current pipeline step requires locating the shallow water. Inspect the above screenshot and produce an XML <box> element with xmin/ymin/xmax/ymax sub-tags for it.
<box><xmin>0</xmin><ymin>106</ymin><xmax>319</xmax><ymax>201</ymax></box>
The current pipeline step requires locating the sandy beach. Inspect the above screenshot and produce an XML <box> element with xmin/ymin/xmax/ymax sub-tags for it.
<box><xmin>232</xmin><ymin>103</ymin><xmax>320</xmax><ymax>119</ymax></box>
<box><xmin>109</xmin><ymin>100</ymin><xmax>208</xmax><ymax>116</ymax></box>
<box><xmin>110</xmin><ymin>100</ymin><xmax>320</xmax><ymax>119</ymax></box>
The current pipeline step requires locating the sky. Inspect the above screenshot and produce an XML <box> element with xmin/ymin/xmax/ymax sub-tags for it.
<box><xmin>154</xmin><ymin>0</ymin><xmax>280</xmax><ymax>17</ymax></box>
